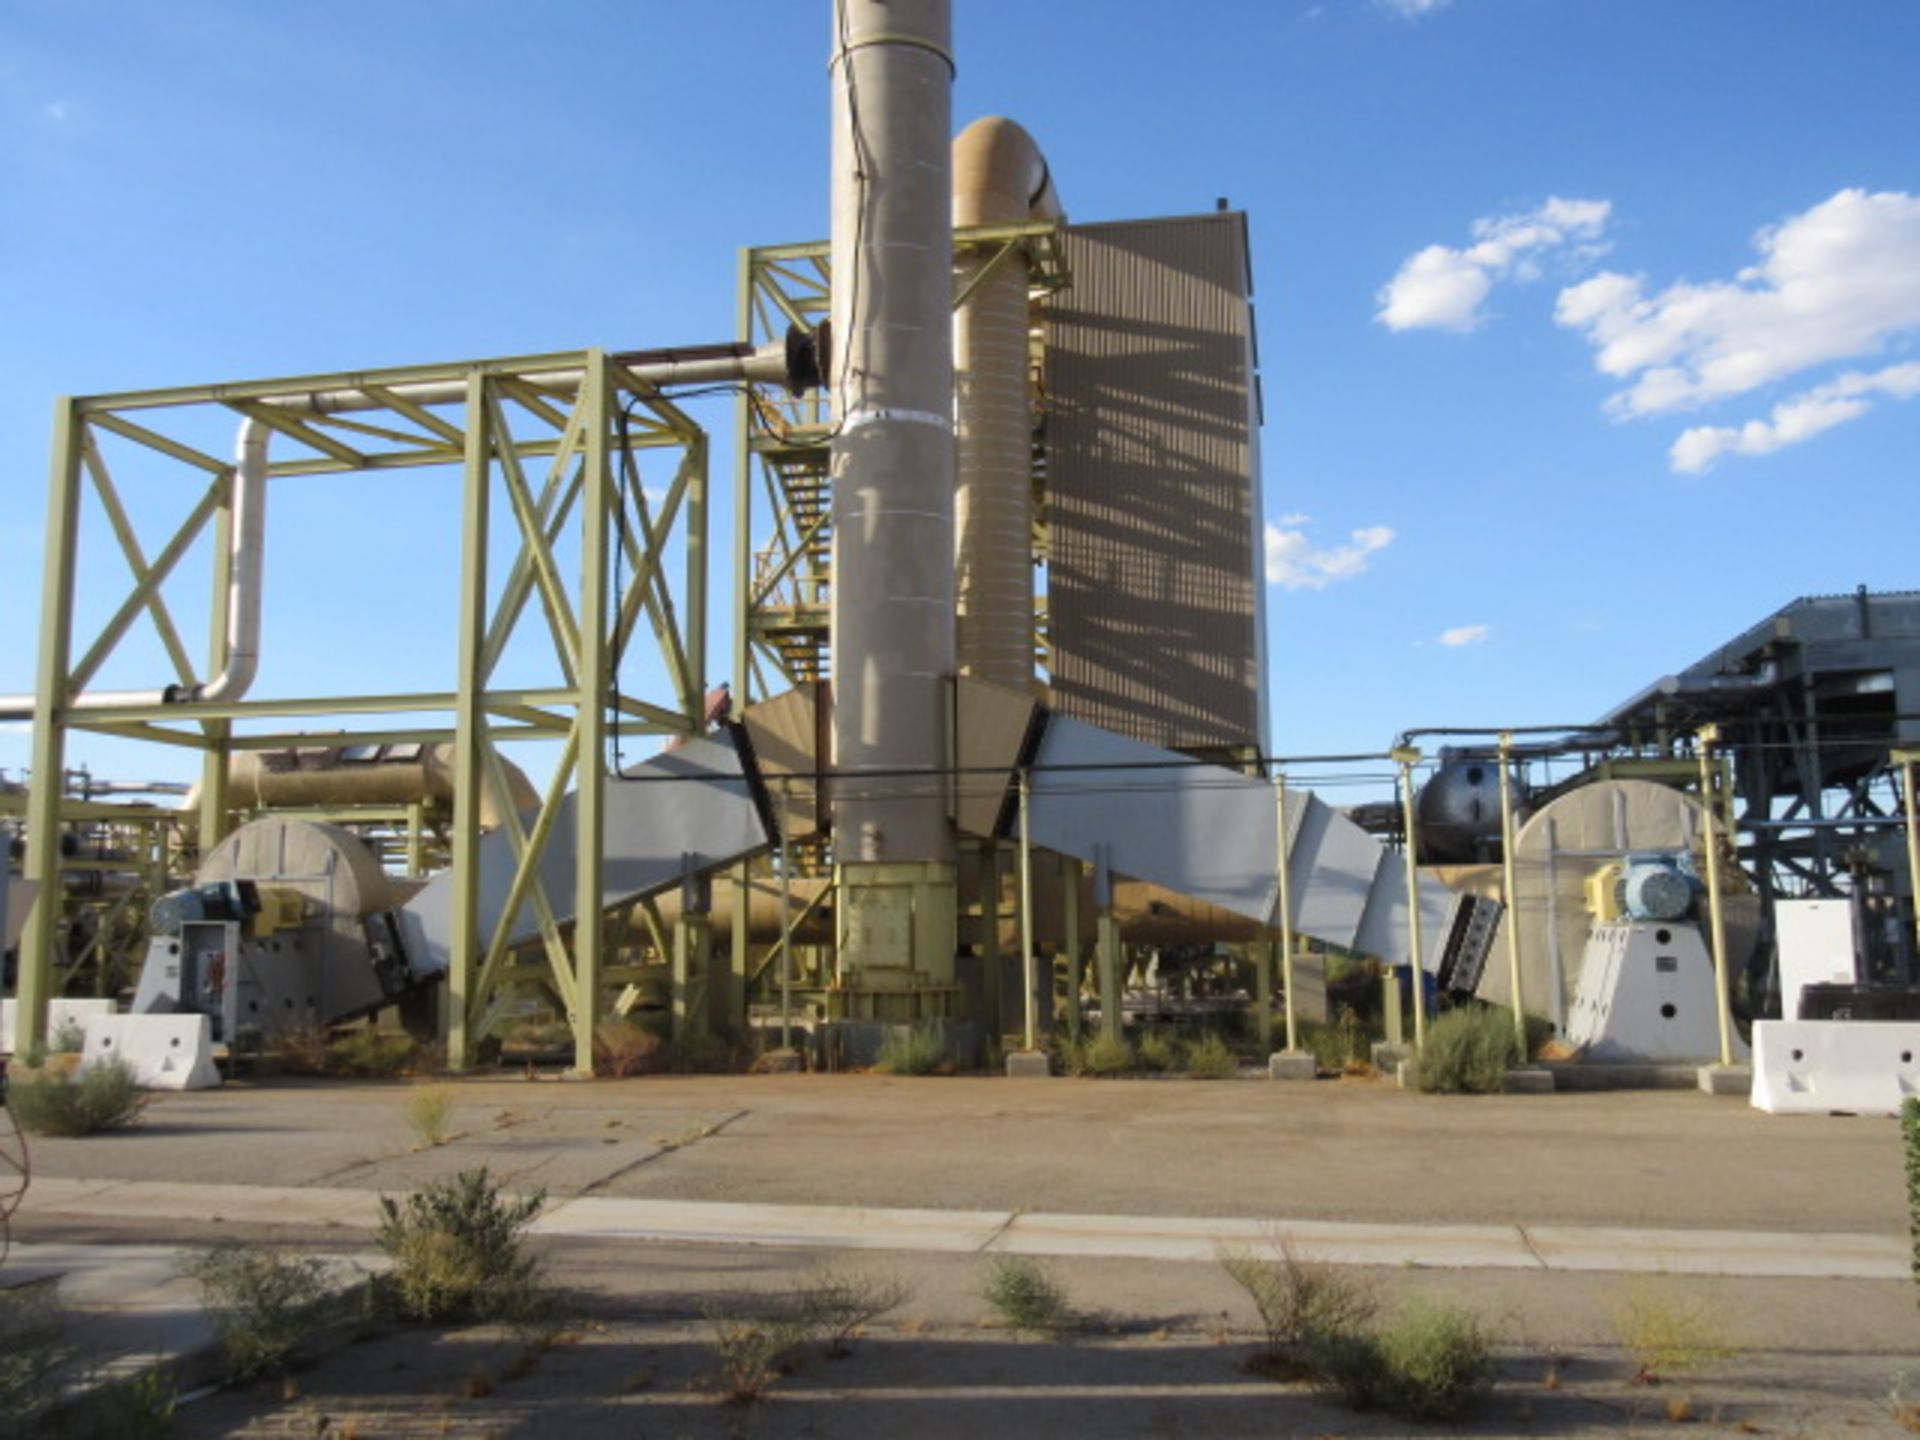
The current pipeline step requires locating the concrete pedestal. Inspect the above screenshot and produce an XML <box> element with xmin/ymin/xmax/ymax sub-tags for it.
<box><xmin>757</xmin><ymin>1048</ymin><xmax>804</xmax><ymax>1074</ymax></box>
<box><xmin>1502</xmin><ymin>1067</ymin><xmax>1555</xmax><ymax>1094</ymax></box>
<box><xmin>1268</xmin><ymin>1051</ymin><xmax>1317</xmax><ymax>1082</ymax></box>
<box><xmin>1697</xmin><ymin>1062</ymin><xmax>1753</xmax><ymax>1097</ymax></box>
<box><xmin>1005</xmin><ymin>1049</ymin><xmax>1051</xmax><ymax>1079</ymax></box>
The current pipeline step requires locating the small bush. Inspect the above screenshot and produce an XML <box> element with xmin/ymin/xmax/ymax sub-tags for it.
<box><xmin>1411</xmin><ymin>1004</ymin><xmax>1520</xmax><ymax>1094</ymax></box>
<box><xmin>1611</xmin><ymin>1281</ymin><xmax>1734</xmax><ymax>1382</ymax></box>
<box><xmin>982</xmin><ymin>1256</ymin><xmax>1073</xmax><ymax>1336</ymax></box>
<box><xmin>795</xmin><ymin>1264</ymin><xmax>911</xmax><ymax>1356</ymax></box>
<box><xmin>593</xmin><ymin>1017</ymin><xmax>663</xmax><ymax>1078</ymax></box>
<box><xmin>1083</xmin><ymin>1033</ymin><xmax>1133</xmax><ymax>1076</ymax></box>
<box><xmin>0</xmin><ymin>1281</ymin><xmax>75</xmax><ymax>1426</ymax></box>
<box><xmin>376</xmin><ymin>1168</ymin><xmax>545</xmax><ymax>1324</ymax></box>
<box><xmin>187</xmin><ymin>1245</ymin><xmax>338</xmax><ymax>1379</ymax></box>
<box><xmin>1186</xmin><ymin>1031</ymin><xmax>1241</xmax><ymax>1079</ymax></box>
<box><xmin>1219</xmin><ymin>1240</ymin><xmax>1376</xmax><ymax>1359</ymax></box>
<box><xmin>1136</xmin><ymin>1031</ymin><xmax>1179</xmax><ymax>1072</ymax></box>
<box><xmin>7</xmin><ymin>1057</ymin><xmax>148</xmax><ymax>1137</ymax></box>
<box><xmin>1299</xmin><ymin>1006</ymin><xmax>1373</xmax><ymax>1074</ymax></box>
<box><xmin>1311</xmin><ymin>1296</ymin><xmax>1496</xmax><ymax>1420</ymax></box>
<box><xmin>706</xmin><ymin>1307</ymin><xmax>809</xmax><ymax>1405</ymax></box>
<box><xmin>401</xmin><ymin>1085</ymin><xmax>455</xmax><ymax>1149</ymax></box>
<box><xmin>875</xmin><ymin>1024</ymin><xmax>948</xmax><ymax>1076</ymax></box>
<box><xmin>272</xmin><ymin>1022</ymin><xmax>336</xmax><ymax>1076</ymax></box>
<box><xmin>49</xmin><ymin>1017</ymin><xmax>87</xmax><ymax>1054</ymax></box>
<box><xmin>329</xmin><ymin>1027</ymin><xmax>415</xmax><ymax>1077</ymax></box>
<box><xmin>1903</xmin><ymin>1097</ymin><xmax>1920</xmax><ymax>1297</ymax></box>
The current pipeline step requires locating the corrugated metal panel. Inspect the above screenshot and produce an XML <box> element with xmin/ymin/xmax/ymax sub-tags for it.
<box><xmin>1044</xmin><ymin>212</ymin><xmax>1267</xmax><ymax>756</ymax></box>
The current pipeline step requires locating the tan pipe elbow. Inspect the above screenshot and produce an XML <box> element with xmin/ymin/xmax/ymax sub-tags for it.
<box><xmin>953</xmin><ymin>116</ymin><xmax>1061</xmax><ymax>226</ymax></box>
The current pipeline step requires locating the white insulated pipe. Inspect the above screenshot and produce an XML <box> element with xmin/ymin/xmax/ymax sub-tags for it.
<box><xmin>828</xmin><ymin>0</ymin><xmax>957</xmax><ymax>864</ymax></box>
<box><xmin>953</xmin><ymin>117</ymin><xmax>1060</xmax><ymax>689</ymax></box>
<box><xmin>0</xmin><ymin>417</ymin><xmax>268</xmax><ymax>719</ymax></box>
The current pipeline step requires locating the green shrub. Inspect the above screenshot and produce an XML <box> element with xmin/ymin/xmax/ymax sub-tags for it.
<box><xmin>1186</xmin><ymin>1031</ymin><xmax>1241</xmax><ymax>1079</ymax></box>
<box><xmin>329</xmin><ymin>1026</ymin><xmax>415</xmax><ymax>1077</ymax></box>
<box><xmin>376</xmin><ymin>1168</ymin><xmax>545</xmax><ymax>1324</ymax></box>
<box><xmin>981</xmin><ymin>1256</ymin><xmax>1073</xmax><ymax>1336</ymax></box>
<box><xmin>1310</xmin><ymin>1296</ymin><xmax>1496</xmax><ymax>1420</ymax></box>
<box><xmin>1410</xmin><ymin>1004</ymin><xmax>1520</xmax><ymax>1094</ymax></box>
<box><xmin>1904</xmin><ymin>1097</ymin><xmax>1920</xmax><ymax>1298</ymax></box>
<box><xmin>1299</xmin><ymin>1006</ymin><xmax>1373</xmax><ymax>1074</ymax></box>
<box><xmin>1083</xmin><ymin>1033</ymin><xmax>1133</xmax><ymax>1076</ymax></box>
<box><xmin>401</xmin><ymin>1085</ymin><xmax>455</xmax><ymax>1149</ymax></box>
<box><xmin>49</xmin><ymin>1018</ymin><xmax>87</xmax><ymax>1054</ymax></box>
<box><xmin>592</xmin><ymin>1017</ymin><xmax>663</xmax><ymax>1078</ymax></box>
<box><xmin>875</xmin><ymin>1024</ymin><xmax>948</xmax><ymax>1076</ymax></box>
<box><xmin>707</xmin><ymin>1307</ymin><xmax>809</xmax><ymax>1405</ymax></box>
<box><xmin>1136</xmin><ymin>1031</ymin><xmax>1179</xmax><ymax>1072</ymax></box>
<box><xmin>1218</xmin><ymin>1240</ymin><xmax>1376</xmax><ymax>1358</ymax></box>
<box><xmin>187</xmin><ymin>1245</ymin><xmax>338</xmax><ymax>1379</ymax></box>
<box><xmin>0</xmin><ymin>1281</ymin><xmax>74</xmax><ymax>1429</ymax></box>
<box><xmin>795</xmin><ymin>1264</ymin><xmax>911</xmax><ymax>1357</ymax></box>
<box><xmin>1610</xmin><ymin>1280</ymin><xmax>1734</xmax><ymax>1382</ymax></box>
<box><xmin>7</xmin><ymin>1058</ymin><xmax>148</xmax><ymax>1137</ymax></box>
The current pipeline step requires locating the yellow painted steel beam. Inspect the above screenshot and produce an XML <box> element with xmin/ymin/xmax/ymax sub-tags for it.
<box><xmin>19</xmin><ymin>398</ymin><xmax>85</xmax><ymax>1059</ymax></box>
<box><xmin>446</xmin><ymin>371</ymin><xmax>494</xmax><ymax>1071</ymax></box>
<box><xmin>229</xmin><ymin>399</ymin><xmax>368</xmax><ymax>469</ymax></box>
<box><xmin>68</xmin><ymin>445</ymin><xmax>221</xmax><ymax>695</ymax></box>
<box><xmin>85</xmin><ymin>410</ymin><xmax>229</xmax><ymax>475</ymax></box>
<box><xmin>485</xmin><ymin>388</ymin><xmax>583</xmax><ymax>685</ymax></box>
<box><xmin>571</xmin><ymin>351</ymin><xmax>613</xmax><ymax>1074</ymax></box>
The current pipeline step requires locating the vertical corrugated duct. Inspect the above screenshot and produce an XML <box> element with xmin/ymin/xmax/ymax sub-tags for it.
<box><xmin>828</xmin><ymin>0</ymin><xmax>956</xmax><ymax>863</ymax></box>
<box><xmin>953</xmin><ymin>118</ymin><xmax>1060</xmax><ymax>689</ymax></box>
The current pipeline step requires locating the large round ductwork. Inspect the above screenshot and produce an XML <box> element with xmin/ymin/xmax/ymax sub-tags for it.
<box><xmin>953</xmin><ymin>117</ymin><xmax>1060</xmax><ymax>689</ymax></box>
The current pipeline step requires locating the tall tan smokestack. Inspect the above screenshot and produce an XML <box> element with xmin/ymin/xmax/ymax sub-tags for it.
<box><xmin>828</xmin><ymin>0</ymin><xmax>956</xmax><ymax>865</ymax></box>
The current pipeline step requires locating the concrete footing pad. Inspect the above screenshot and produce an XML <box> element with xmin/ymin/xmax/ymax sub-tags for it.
<box><xmin>1005</xmin><ymin>1050</ymin><xmax>1051</xmax><ymax>1079</ymax></box>
<box><xmin>756</xmin><ymin>1049</ymin><xmax>805</xmax><ymax>1074</ymax></box>
<box><xmin>1698</xmin><ymin>1062</ymin><xmax>1753</xmax><ymax>1097</ymax></box>
<box><xmin>1267</xmin><ymin>1051</ymin><xmax>1316</xmax><ymax>1081</ymax></box>
<box><xmin>1503</xmin><ymin>1067</ymin><xmax>1555</xmax><ymax>1094</ymax></box>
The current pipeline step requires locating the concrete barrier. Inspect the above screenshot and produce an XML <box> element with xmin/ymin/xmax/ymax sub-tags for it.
<box><xmin>1751</xmin><ymin>1019</ymin><xmax>1920</xmax><ymax>1116</ymax></box>
<box><xmin>0</xmin><ymin>997</ymin><xmax>115</xmax><ymax>1055</ymax></box>
<box><xmin>80</xmin><ymin>1014</ymin><xmax>221</xmax><ymax>1091</ymax></box>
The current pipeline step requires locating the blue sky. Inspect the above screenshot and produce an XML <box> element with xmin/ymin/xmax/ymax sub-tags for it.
<box><xmin>2</xmin><ymin>0</ymin><xmax>1916</xmax><ymax>799</ymax></box>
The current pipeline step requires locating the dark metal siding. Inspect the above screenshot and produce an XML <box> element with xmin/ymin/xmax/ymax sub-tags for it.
<box><xmin>1044</xmin><ymin>212</ymin><xmax>1267</xmax><ymax>755</ymax></box>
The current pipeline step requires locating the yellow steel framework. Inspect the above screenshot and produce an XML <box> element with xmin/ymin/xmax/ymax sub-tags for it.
<box><xmin>16</xmin><ymin>350</ymin><xmax>710</xmax><ymax>1067</ymax></box>
<box><xmin>724</xmin><ymin>222</ymin><xmax>1067</xmax><ymax>1032</ymax></box>
<box><xmin>731</xmin><ymin>220</ymin><xmax>1068</xmax><ymax>706</ymax></box>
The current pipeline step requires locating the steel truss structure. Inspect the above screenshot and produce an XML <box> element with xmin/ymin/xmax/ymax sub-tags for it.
<box><xmin>731</xmin><ymin>220</ymin><xmax>1068</xmax><ymax>704</ymax></box>
<box><xmin>723</xmin><ymin>221</ymin><xmax>1068</xmax><ymax>1028</ymax></box>
<box><xmin>18</xmin><ymin>350</ymin><xmax>711</xmax><ymax>1065</ymax></box>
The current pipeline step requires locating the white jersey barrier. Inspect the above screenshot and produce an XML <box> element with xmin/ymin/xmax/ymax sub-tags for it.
<box><xmin>1751</xmin><ymin>1019</ymin><xmax>1920</xmax><ymax>1116</ymax></box>
<box><xmin>80</xmin><ymin>1013</ymin><xmax>222</xmax><ymax>1091</ymax></box>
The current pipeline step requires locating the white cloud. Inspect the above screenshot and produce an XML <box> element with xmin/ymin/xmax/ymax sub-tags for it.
<box><xmin>1555</xmin><ymin>188</ymin><xmax>1920</xmax><ymax>419</ymax></box>
<box><xmin>1437</xmin><ymin>624</ymin><xmax>1491</xmax><ymax>647</ymax></box>
<box><xmin>39</xmin><ymin>100</ymin><xmax>71</xmax><ymax>124</ymax></box>
<box><xmin>1378</xmin><ymin>198</ymin><xmax>1612</xmax><ymax>332</ymax></box>
<box><xmin>1378</xmin><ymin>0</ymin><xmax>1452</xmax><ymax>16</ymax></box>
<box><xmin>1669</xmin><ymin>361</ymin><xmax>1920</xmax><ymax>473</ymax></box>
<box><xmin>1265</xmin><ymin>517</ymin><xmax>1395</xmax><ymax>590</ymax></box>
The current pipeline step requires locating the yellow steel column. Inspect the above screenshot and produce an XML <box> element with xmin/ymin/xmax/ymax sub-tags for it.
<box><xmin>1392</xmin><ymin>745</ymin><xmax>1427</xmax><ymax>1051</ymax></box>
<box><xmin>571</xmin><ymin>351</ymin><xmax>613</xmax><ymax>1075</ymax></box>
<box><xmin>1017</xmin><ymin>768</ymin><xmax>1036</xmax><ymax>1052</ymax></box>
<box><xmin>1061</xmin><ymin>855</ymin><xmax>1083</xmax><ymax>1043</ymax></box>
<box><xmin>445</xmin><ymin>371</ymin><xmax>492</xmax><ymax>1071</ymax></box>
<box><xmin>1899</xmin><ymin>749</ymin><xmax>1920</xmax><ymax>968</ymax></box>
<box><xmin>17</xmin><ymin>399</ymin><xmax>83</xmax><ymax>1060</ymax></box>
<box><xmin>1497</xmin><ymin>733</ymin><xmax>1528</xmax><ymax>1052</ymax></box>
<box><xmin>1696</xmin><ymin>724</ymin><xmax>1736</xmax><ymax>1067</ymax></box>
<box><xmin>1275</xmin><ymin>773</ymin><xmax>1299</xmax><ymax>1053</ymax></box>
